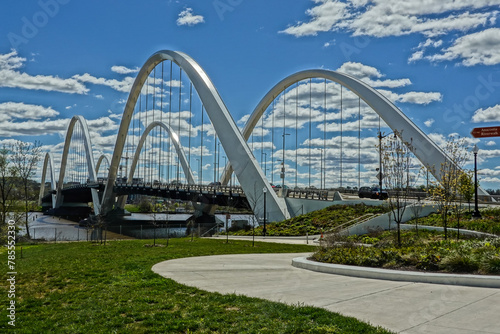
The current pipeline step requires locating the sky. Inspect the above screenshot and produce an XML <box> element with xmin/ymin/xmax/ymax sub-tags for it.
<box><xmin>1</xmin><ymin>0</ymin><xmax>500</xmax><ymax>189</ymax></box>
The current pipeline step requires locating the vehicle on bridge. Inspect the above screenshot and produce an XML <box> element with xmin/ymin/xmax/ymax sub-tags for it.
<box><xmin>358</xmin><ymin>186</ymin><xmax>389</xmax><ymax>200</ymax></box>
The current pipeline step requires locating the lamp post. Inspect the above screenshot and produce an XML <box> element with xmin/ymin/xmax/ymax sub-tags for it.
<box><xmin>262</xmin><ymin>187</ymin><xmax>267</xmax><ymax>237</ymax></box>
<box><xmin>472</xmin><ymin>145</ymin><xmax>482</xmax><ymax>218</ymax></box>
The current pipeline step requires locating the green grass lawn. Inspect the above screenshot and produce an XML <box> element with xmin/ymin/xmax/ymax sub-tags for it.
<box><xmin>1</xmin><ymin>239</ymin><xmax>391</xmax><ymax>333</ymax></box>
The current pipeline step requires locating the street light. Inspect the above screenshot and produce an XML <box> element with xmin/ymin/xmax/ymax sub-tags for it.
<box><xmin>472</xmin><ymin>144</ymin><xmax>482</xmax><ymax>218</ymax></box>
<box><xmin>262</xmin><ymin>187</ymin><xmax>267</xmax><ymax>237</ymax></box>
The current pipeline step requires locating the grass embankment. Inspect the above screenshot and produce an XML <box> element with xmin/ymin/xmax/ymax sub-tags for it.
<box><xmin>408</xmin><ymin>207</ymin><xmax>500</xmax><ymax>235</ymax></box>
<box><xmin>232</xmin><ymin>204</ymin><xmax>390</xmax><ymax>236</ymax></box>
<box><xmin>314</xmin><ymin>230</ymin><xmax>500</xmax><ymax>274</ymax></box>
<box><xmin>0</xmin><ymin>239</ymin><xmax>391</xmax><ymax>333</ymax></box>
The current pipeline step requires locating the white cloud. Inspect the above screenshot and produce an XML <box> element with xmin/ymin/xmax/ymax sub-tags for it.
<box><xmin>280</xmin><ymin>1</ymin><xmax>349</xmax><ymax>37</ymax></box>
<box><xmin>486</xmin><ymin>140</ymin><xmax>497</xmax><ymax>146</ymax></box>
<box><xmin>428</xmin><ymin>28</ymin><xmax>500</xmax><ymax>66</ymax></box>
<box><xmin>0</xmin><ymin>50</ymin><xmax>88</xmax><ymax>94</ymax></box>
<box><xmin>0</xmin><ymin>50</ymin><xmax>25</xmax><ymax>70</ymax></box>
<box><xmin>73</xmin><ymin>73</ymin><xmax>135</xmax><ymax>93</ymax></box>
<box><xmin>282</xmin><ymin>1</ymin><xmax>499</xmax><ymax>38</ymax></box>
<box><xmin>177</xmin><ymin>8</ymin><xmax>205</xmax><ymax>26</ymax></box>
<box><xmin>0</xmin><ymin>102</ymin><xmax>59</xmax><ymax>121</ymax></box>
<box><xmin>282</xmin><ymin>1</ymin><xmax>500</xmax><ymax>66</ymax></box>
<box><xmin>378</xmin><ymin>89</ymin><xmax>442</xmax><ymax>105</ymax></box>
<box><xmin>111</xmin><ymin>65</ymin><xmax>140</xmax><ymax>74</ymax></box>
<box><xmin>0</xmin><ymin>119</ymin><xmax>68</xmax><ymax>137</ymax></box>
<box><xmin>424</xmin><ymin>118</ymin><xmax>435</xmax><ymax>127</ymax></box>
<box><xmin>472</xmin><ymin>104</ymin><xmax>500</xmax><ymax>123</ymax></box>
<box><xmin>337</xmin><ymin>62</ymin><xmax>411</xmax><ymax>88</ymax></box>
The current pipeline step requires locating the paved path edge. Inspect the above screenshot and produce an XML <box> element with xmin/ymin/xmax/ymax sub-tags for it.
<box><xmin>292</xmin><ymin>256</ymin><xmax>500</xmax><ymax>288</ymax></box>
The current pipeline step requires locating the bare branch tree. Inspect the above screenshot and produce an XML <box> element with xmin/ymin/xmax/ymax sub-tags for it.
<box><xmin>11</xmin><ymin>141</ymin><xmax>42</xmax><ymax>239</ymax></box>
<box><xmin>381</xmin><ymin>130</ymin><xmax>416</xmax><ymax>247</ymax></box>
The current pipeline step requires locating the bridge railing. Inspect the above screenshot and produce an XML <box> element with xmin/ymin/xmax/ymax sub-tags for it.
<box><xmin>114</xmin><ymin>181</ymin><xmax>246</xmax><ymax>196</ymax></box>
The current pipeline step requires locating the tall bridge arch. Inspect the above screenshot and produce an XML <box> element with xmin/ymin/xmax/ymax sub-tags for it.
<box><xmin>101</xmin><ymin>50</ymin><xmax>290</xmax><ymax>221</ymax></box>
<box><xmin>222</xmin><ymin>69</ymin><xmax>480</xmax><ymax>194</ymax></box>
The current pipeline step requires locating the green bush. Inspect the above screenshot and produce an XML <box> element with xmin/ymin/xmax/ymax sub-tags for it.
<box><xmin>440</xmin><ymin>252</ymin><xmax>479</xmax><ymax>273</ymax></box>
<box><xmin>313</xmin><ymin>230</ymin><xmax>500</xmax><ymax>275</ymax></box>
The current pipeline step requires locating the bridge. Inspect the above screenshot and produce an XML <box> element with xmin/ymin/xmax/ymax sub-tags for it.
<box><xmin>38</xmin><ymin>49</ymin><xmax>483</xmax><ymax>224</ymax></box>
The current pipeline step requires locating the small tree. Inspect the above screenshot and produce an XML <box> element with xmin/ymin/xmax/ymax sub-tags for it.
<box><xmin>459</xmin><ymin>171</ymin><xmax>474</xmax><ymax>213</ymax></box>
<box><xmin>381</xmin><ymin>130</ymin><xmax>415</xmax><ymax>247</ymax></box>
<box><xmin>0</xmin><ymin>146</ymin><xmax>18</xmax><ymax>226</ymax></box>
<box><xmin>11</xmin><ymin>141</ymin><xmax>42</xmax><ymax>239</ymax></box>
<box><xmin>428</xmin><ymin>135</ymin><xmax>469</xmax><ymax>240</ymax></box>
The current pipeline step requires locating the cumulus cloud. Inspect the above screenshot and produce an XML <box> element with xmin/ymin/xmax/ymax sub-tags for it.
<box><xmin>281</xmin><ymin>1</ymin><xmax>499</xmax><ymax>38</ymax></box>
<box><xmin>281</xmin><ymin>1</ymin><xmax>499</xmax><ymax>66</ymax></box>
<box><xmin>427</xmin><ymin>28</ymin><xmax>500</xmax><ymax>66</ymax></box>
<box><xmin>0</xmin><ymin>102</ymin><xmax>59</xmax><ymax>121</ymax></box>
<box><xmin>177</xmin><ymin>8</ymin><xmax>205</xmax><ymax>26</ymax></box>
<box><xmin>111</xmin><ymin>65</ymin><xmax>140</xmax><ymax>74</ymax></box>
<box><xmin>424</xmin><ymin>118</ymin><xmax>435</xmax><ymax>127</ymax></box>
<box><xmin>72</xmin><ymin>73</ymin><xmax>135</xmax><ymax>93</ymax></box>
<box><xmin>337</xmin><ymin>62</ymin><xmax>412</xmax><ymax>88</ymax></box>
<box><xmin>472</xmin><ymin>104</ymin><xmax>500</xmax><ymax>123</ymax></box>
<box><xmin>0</xmin><ymin>50</ymin><xmax>88</xmax><ymax>94</ymax></box>
<box><xmin>280</xmin><ymin>1</ymin><xmax>349</xmax><ymax>37</ymax></box>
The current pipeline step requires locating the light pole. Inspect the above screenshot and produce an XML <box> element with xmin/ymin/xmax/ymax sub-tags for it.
<box><xmin>262</xmin><ymin>187</ymin><xmax>267</xmax><ymax>237</ymax></box>
<box><xmin>472</xmin><ymin>145</ymin><xmax>482</xmax><ymax>218</ymax></box>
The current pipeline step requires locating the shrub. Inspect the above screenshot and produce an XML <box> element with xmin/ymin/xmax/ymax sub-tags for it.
<box><xmin>480</xmin><ymin>255</ymin><xmax>500</xmax><ymax>274</ymax></box>
<box><xmin>440</xmin><ymin>253</ymin><xmax>479</xmax><ymax>273</ymax></box>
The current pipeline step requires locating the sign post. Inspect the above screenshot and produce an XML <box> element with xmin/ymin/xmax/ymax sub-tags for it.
<box><xmin>471</xmin><ymin>126</ymin><xmax>500</xmax><ymax>138</ymax></box>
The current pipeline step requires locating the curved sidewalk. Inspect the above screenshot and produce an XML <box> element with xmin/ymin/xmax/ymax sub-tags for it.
<box><xmin>153</xmin><ymin>253</ymin><xmax>500</xmax><ymax>334</ymax></box>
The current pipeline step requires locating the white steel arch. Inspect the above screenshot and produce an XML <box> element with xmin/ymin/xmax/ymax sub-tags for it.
<box><xmin>95</xmin><ymin>154</ymin><xmax>111</xmax><ymax>177</ymax></box>
<box><xmin>101</xmin><ymin>50</ymin><xmax>289</xmax><ymax>221</ymax></box>
<box><xmin>38</xmin><ymin>152</ymin><xmax>57</xmax><ymax>208</ymax></box>
<box><xmin>54</xmin><ymin>115</ymin><xmax>101</xmax><ymax>214</ymax></box>
<box><xmin>115</xmin><ymin>121</ymin><xmax>196</xmax><ymax>209</ymax></box>
<box><xmin>221</xmin><ymin>69</ymin><xmax>488</xmax><ymax>196</ymax></box>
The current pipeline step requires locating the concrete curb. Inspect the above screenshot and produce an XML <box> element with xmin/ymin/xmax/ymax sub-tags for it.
<box><xmin>292</xmin><ymin>257</ymin><xmax>500</xmax><ymax>288</ymax></box>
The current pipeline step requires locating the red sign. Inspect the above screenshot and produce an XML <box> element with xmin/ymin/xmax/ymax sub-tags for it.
<box><xmin>471</xmin><ymin>126</ymin><xmax>500</xmax><ymax>138</ymax></box>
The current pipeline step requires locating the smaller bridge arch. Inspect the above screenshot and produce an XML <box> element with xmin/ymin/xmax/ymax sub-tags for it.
<box><xmin>115</xmin><ymin>120</ymin><xmax>196</xmax><ymax>209</ymax></box>
<box><xmin>54</xmin><ymin>115</ymin><xmax>101</xmax><ymax>214</ymax></box>
<box><xmin>96</xmin><ymin>154</ymin><xmax>111</xmax><ymax>177</ymax></box>
<box><xmin>38</xmin><ymin>152</ymin><xmax>57</xmax><ymax>209</ymax></box>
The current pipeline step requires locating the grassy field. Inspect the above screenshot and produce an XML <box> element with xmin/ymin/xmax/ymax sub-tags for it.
<box><xmin>1</xmin><ymin>239</ymin><xmax>391</xmax><ymax>333</ymax></box>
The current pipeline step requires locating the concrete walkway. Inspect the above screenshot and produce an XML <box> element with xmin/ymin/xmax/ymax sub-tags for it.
<box><xmin>152</xmin><ymin>253</ymin><xmax>500</xmax><ymax>334</ymax></box>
